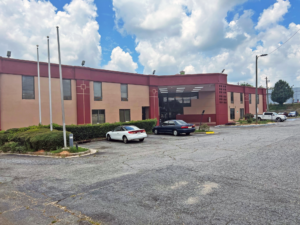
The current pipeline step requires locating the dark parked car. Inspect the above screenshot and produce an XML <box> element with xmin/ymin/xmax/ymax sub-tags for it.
<box><xmin>152</xmin><ymin>120</ymin><xmax>195</xmax><ymax>136</ymax></box>
<box><xmin>278</xmin><ymin>112</ymin><xmax>288</xmax><ymax>117</ymax></box>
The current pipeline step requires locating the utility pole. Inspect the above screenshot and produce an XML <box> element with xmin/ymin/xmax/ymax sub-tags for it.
<box><xmin>255</xmin><ymin>54</ymin><xmax>268</xmax><ymax>124</ymax></box>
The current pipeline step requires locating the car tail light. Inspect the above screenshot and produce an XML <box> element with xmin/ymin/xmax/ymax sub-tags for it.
<box><xmin>128</xmin><ymin>130</ymin><xmax>145</xmax><ymax>134</ymax></box>
<box><xmin>192</xmin><ymin>125</ymin><xmax>195</xmax><ymax>128</ymax></box>
<box><xmin>181</xmin><ymin>126</ymin><xmax>188</xmax><ymax>129</ymax></box>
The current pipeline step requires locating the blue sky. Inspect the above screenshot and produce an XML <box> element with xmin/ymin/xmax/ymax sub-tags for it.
<box><xmin>1</xmin><ymin>0</ymin><xmax>299</xmax><ymax>86</ymax></box>
<box><xmin>48</xmin><ymin>0</ymin><xmax>300</xmax><ymax>75</ymax></box>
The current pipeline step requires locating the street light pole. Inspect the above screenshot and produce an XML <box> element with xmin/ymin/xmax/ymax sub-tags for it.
<box><xmin>255</xmin><ymin>54</ymin><xmax>268</xmax><ymax>124</ymax></box>
<box><xmin>47</xmin><ymin>36</ymin><xmax>53</xmax><ymax>131</ymax></box>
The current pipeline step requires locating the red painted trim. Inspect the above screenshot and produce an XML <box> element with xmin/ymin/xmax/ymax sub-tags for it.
<box><xmin>215</xmin><ymin>84</ymin><xmax>229</xmax><ymax>125</ymax></box>
<box><xmin>176</xmin><ymin>114</ymin><xmax>216</xmax><ymax>123</ymax></box>
<box><xmin>76</xmin><ymin>80</ymin><xmax>91</xmax><ymax>125</ymax></box>
<box><xmin>0</xmin><ymin>57</ymin><xmax>229</xmax><ymax>86</ymax></box>
<box><xmin>227</xmin><ymin>84</ymin><xmax>266</xmax><ymax>95</ymax></box>
<box><xmin>149</xmin><ymin>86</ymin><xmax>159</xmax><ymax>125</ymax></box>
<box><xmin>244</xmin><ymin>93</ymin><xmax>250</xmax><ymax>115</ymax></box>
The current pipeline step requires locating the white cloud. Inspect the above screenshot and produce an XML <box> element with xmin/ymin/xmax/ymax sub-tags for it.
<box><xmin>0</xmin><ymin>0</ymin><xmax>101</xmax><ymax>67</ymax></box>
<box><xmin>113</xmin><ymin>0</ymin><xmax>300</xmax><ymax>87</ymax></box>
<box><xmin>256</xmin><ymin>0</ymin><xmax>290</xmax><ymax>30</ymax></box>
<box><xmin>104</xmin><ymin>46</ymin><xmax>138</xmax><ymax>73</ymax></box>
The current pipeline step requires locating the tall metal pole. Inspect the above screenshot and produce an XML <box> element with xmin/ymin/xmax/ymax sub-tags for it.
<box><xmin>47</xmin><ymin>36</ymin><xmax>53</xmax><ymax>131</ymax></box>
<box><xmin>255</xmin><ymin>55</ymin><xmax>258</xmax><ymax>124</ymax></box>
<box><xmin>266</xmin><ymin>77</ymin><xmax>269</xmax><ymax>112</ymax></box>
<box><xmin>37</xmin><ymin>45</ymin><xmax>42</xmax><ymax>125</ymax></box>
<box><xmin>56</xmin><ymin>27</ymin><xmax>67</xmax><ymax>148</ymax></box>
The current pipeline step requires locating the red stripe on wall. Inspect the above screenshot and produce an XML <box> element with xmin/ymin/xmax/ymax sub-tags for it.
<box><xmin>76</xmin><ymin>80</ymin><xmax>91</xmax><ymax>125</ymax></box>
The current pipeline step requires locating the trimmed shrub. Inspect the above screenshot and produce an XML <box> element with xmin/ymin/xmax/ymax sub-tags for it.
<box><xmin>0</xmin><ymin>142</ymin><xmax>19</xmax><ymax>152</ymax></box>
<box><xmin>11</xmin><ymin>128</ymin><xmax>70</xmax><ymax>151</ymax></box>
<box><xmin>199</xmin><ymin>124</ymin><xmax>210</xmax><ymax>132</ymax></box>
<box><xmin>0</xmin><ymin>133</ymin><xmax>8</xmax><ymax>146</ymax></box>
<box><xmin>247</xmin><ymin>118</ymin><xmax>253</xmax><ymax>123</ymax></box>
<box><xmin>43</xmin><ymin>119</ymin><xmax>157</xmax><ymax>141</ymax></box>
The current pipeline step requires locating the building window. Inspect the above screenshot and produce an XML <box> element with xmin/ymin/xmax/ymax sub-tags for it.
<box><xmin>240</xmin><ymin>108</ymin><xmax>244</xmax><ymax>119</ymax></box>
<box><xmin>121</xmin><ymin>84</ymin><xmax>128</xmax><ymax>101</ymax></box>
<box><xmin>240</xmin><ymin>93</ymin><xmax>243</xmax><ymax>104</ymax></box>
<box><xmin>92</xmin><ymin>110</ymin><xmax>105</xmax><ymax>124</ymax></box>
<box><xmin>230</xmin><ymin>108</ymin><xmax>235</xmax><ymax>120</ymax></box>
<box><xmin>256</xmin><ymin>94</ymin><xmax>259</xmax><ymax>104</ymax></box>
<box><xmin>63</xmin><ymin>79</ymin><xmax>72</xmax><ymax>100</ymax></box>
<box><xmin>249</xmin><ymin>94</ymin><xmax>252</xmax><ymax>104</ymax></box>
<box><xmin>94</xmin><ymin>82</ymin><xmax>102</xmax><ymax>101</ymax></box>
<box><xmin>120</xmin><ymin>109</ymin><xmax>130</xmax><ymax>122</ymax></box>
<box><xmin>22</xmin><ymin>76</ymin><xmax>35</xmax><ymax>99</ymax></box>
<box><xmin>231</xmin><ymin>92</ymin><xmax>234</xmax><ymax>104</ymax></box>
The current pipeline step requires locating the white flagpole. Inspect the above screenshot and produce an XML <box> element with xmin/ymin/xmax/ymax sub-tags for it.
<box><xmin>56</xmin><ymin>26</ymin><xmax>67</xmax><ymax>148</ymax></box>
<box><xmin>47</xmin><ymin>36</ymin><xmax>53</xmax><ymax>131</ymax></box>
<box><xmin>37</xmin><ymin>45</ymin><xmax>42</xmax><ymax>125</ymax></box>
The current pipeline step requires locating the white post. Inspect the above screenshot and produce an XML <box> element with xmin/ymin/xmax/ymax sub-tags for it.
<box><xmin>47</xmin><ymin>36</ymin><xmax>53</xmax><ymax>131</ymax></box>
<box><xmin>56</xmin><ymin>27</ymin><xmax>67</xmax><ymax>148</ymax></box>
<box><xmin>37</xmin><ymin>45</ymin><xmax>42</xmax><ymax>125</ymax></box>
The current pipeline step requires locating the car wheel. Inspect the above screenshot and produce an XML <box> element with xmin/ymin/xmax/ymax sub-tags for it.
<box><xmin>276</xmin><ymin>118</ymin><xmax>281</xmax><ymax>122</ymax></box>
<box><xmin>154</xmin><ymin>129</ymin><xmax>158</xmax><ymax>135</ymax></box>
<box><xmin>107</xmin><ymin>134</ymin><xmax>111</xmax><ymax>141</ymax></box>
<box><xmin>186</xmin><ymin>133</ymin><xmax>190</xmax><ymax>135</ymax></box>
<box><xmin>139</xmin><ymin>138</ymin><xmax>144</xmax><ymax>142</ymax></box>
<box><xmin>173</xmin><ymin>130</ymin><xmax>178</xmax><ymax>136</ymax></box>
<box><xmin>123</xmin><ymin>136</ymin><xmax>128</xmax><ymax>144</ymax></box>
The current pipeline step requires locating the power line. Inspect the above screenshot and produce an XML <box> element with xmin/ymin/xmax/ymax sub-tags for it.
<box><xmin>268</xmin><ymin>27</ymin><xmax>300</xmax><ymax>55</ymax></box>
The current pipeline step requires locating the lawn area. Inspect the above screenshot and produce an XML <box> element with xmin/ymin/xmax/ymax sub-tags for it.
<box><xmin>50</xmin><ymin>146</ymin><xmax>88</xmax><ymax>154</ymax></box>
<box><xmin>237</xmin><ymin>119</ymin><xmax>274</xmax><ymax>125</ymax></box>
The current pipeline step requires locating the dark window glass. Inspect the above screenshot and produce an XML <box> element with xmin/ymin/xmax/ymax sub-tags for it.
<box><xmin>169</xmin><ymin>121</ymin><xmax>175</xmax><ymax>125</ymax></box>
<box><xmin>121</xmin><ymin>84</ymin><xmax>128</xmax><ymax>101</ymax></box>
<box><xmin>175</xmin><ymin>120</ymin><xmax>187</xmax><ymax>125</ymax></box>
<box><xmin>230</xmin><ymin>108</ymin><xmax>235</xmax><ymax>120</ymax></box>
<box><xmin>240</xmin><ymin>109</ymin><xmax>244</xmax><ymax>119</ymax></box>
<box><xmin>94</xmin><ymin>82</ymin><xmax>102</xmax><ymax>101</ymax></box>
<box><xmin>63</xmin><ymin>79</ymin><xmax>71</xmax><ymax>100</ymax></box>
<box><xmin>22</xmin><ymin>76</ymin><xmax>35</xmax><ymax>99</ymax></box>
<box><xmin>163</xmin><ymin>121</ymin><xmax>169</xmax><ymax>126</ymax></box>
<box><xmin>249</xmin><ymin>94</ymin><xmax>252</xmax><ymax>104</ymax></box>
<box><xmin>231</xmin><ymin>92</ymin><xmax>234</xmax><ymax>103</ymax></box>
<box><xmin>114</xmin><ymin>126</ymin><xmax>122</xmax><ymax>131</ymax></box>
<box><xmin>124</xmin><ymin>126</ymin><xmax>139</xmax><ymax>130</ymax></box>
<box><xmin>120</xmin><ymin>109</ymin><xmax>130</xmax><ymax>122</ymax></box>
<box><xmin>240</xmin><ymin>93</ymin><xmax>243</xmax><ymax>104</ymax></box>
<box><xmin>92</xmin><ymin>110</ymin><xmax>105</xmax><ymax>124</ymax></box>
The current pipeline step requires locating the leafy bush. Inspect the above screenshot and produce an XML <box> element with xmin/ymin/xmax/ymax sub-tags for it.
<box><xmin>43</xmin><ymin>119</ymin><xmax>157</xmax><ymax>141</ymax></box>
<box><xmin>11</xmin><ymin>128</ymin><xmax>70</xmax><ymax>151</ymax></box>
<box><xmin>247</xmin><ymin>118</ymin><xmax>253</xmax><ymax>123</ymax></box>
<box><xmin>0</xmin><ymin>142</ymin><xmax>19</xmax><ymax>152</ymax></box>
<box><xmin>244</xmin><ymin>113</ymin><xmax>254</xmax><ymax>120</ymax></box>
<box><xmin>199</xmin><ymin>124</ymin><xmax>210</xmax><ymax>132</ymax></box>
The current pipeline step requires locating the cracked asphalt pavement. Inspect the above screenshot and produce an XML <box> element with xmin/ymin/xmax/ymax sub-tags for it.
<box><xmin>1</xmin><ymin>119</ymin><xmax>300</xmax><ymax>224</ymax></box>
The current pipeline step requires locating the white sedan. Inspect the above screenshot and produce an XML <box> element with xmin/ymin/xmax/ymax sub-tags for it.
<box><xmin>106</xmin><ymin>125</ymin><xmax>147</xmax><ymax>144</ymax></box>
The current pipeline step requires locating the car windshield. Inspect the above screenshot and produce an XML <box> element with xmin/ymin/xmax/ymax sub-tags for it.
<box><xmin>175</xmin><ymin>120</ymin><xmax>187</xmax><ymax>125</ymax></box>
<box><xmin>124</xmin><ymin>126</ymin><xmax>139</xmax><ymax>131</ymax></box>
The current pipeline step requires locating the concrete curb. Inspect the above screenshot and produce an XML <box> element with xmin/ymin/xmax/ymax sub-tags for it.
<box><xmin>0</xmin><ymin>149</ymin><xmax>98</xmax><ymax>158</ymax></box>
<box><xmin>215</xmin><ymin>123</ymin><xmax>277</xmax><ymax>128</ymax></box>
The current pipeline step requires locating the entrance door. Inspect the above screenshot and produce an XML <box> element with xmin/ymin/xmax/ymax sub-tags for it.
<box><xmin>142</xmin><ymin>107</ymin><xmax>149</xmax><ymax>120</ymax></box>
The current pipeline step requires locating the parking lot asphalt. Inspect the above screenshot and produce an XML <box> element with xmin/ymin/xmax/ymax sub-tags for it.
<box><xmin>1</xmin><ymin>119</ymin><xmax>300</xmax><ymax>225</ymax></box>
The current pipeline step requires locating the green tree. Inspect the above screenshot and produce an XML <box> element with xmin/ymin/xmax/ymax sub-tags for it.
<box><xmin>271</xmin><ymin>80</ymin><xmax>294</xmax><ymax>106</ymax></box>
<box><xmin>240</xmin><ymin>82</ymin><xmax>253</xmax><ymax>87</ymax></box>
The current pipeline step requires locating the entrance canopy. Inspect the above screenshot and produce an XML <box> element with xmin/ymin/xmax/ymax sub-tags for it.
<box><xmin>158</xmin><ymin>84</ymin><xmax>215</xmax><ymax>94</ymax></box>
